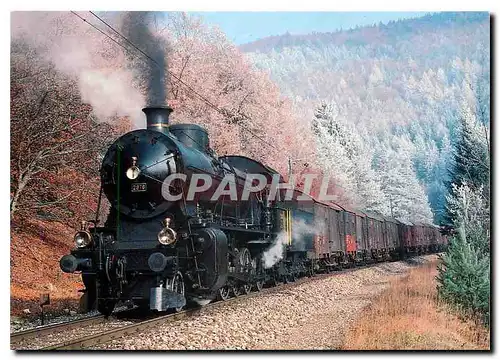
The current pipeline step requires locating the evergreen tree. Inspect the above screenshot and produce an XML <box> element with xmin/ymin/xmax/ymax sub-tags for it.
<box><xmin>437</xmin><ymin>226</ymin><xmax>490</xmax><ymax>323</ymax></box>
<box><xmin>438</xmin><ymin>180</ymin><xmax>490</xmax><ymax>323</ymax></box>
<box><xmin>377</xmin><ymin>147</ymin><xmax>434</xmax><ymax>223</ymax></box>
<box><xmin>312</xmin><ymin>102</ymin><xmax>357</xmax><ymax>202</ymax></box>
<box><xmin>445</xmin><ymin>182</ymin><xmax>490</xmax><ymax>257</ymax></box>
<box><xmin>443</xmin><ymin>103</ymin><xmax>489</xmax><ymax>227</ymax></box>
<box><xmin>312</xmin><ymin>102</ymin><xmax>409</xmax><ymax>216</ymax></box>
<box><xmin>437</xmin><ymin>90</ymin><xmax>490</xmax><ymax>325</ymax></box>
<box><xmin>450</xmin><ymin>105</ymin><xmax>489</xmax><ymax>189</ymax></box>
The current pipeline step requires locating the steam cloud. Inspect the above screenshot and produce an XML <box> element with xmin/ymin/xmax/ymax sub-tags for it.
<box><xmin>11</xmin><ymin>11</ymin><xmax>146</xmax><ymax>126</ymax></box>
<box><xmin>262</xmin><ymin>218</ymin><xmax>325</xmax><ymax>269</ymax></box>
<box><xmin>121</xmin><ymin>11</ymin><xmax>167</xmax><ymax>106</ymax></box>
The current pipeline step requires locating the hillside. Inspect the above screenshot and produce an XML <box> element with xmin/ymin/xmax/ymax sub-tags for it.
<box><xmin>241</xmin><ymin>12</ymin><xmax>490</xmax><ymax>223</ymax></box>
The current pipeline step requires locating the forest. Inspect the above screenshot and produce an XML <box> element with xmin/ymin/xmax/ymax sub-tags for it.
<box><xmin>243</xmin><ymin>11</ymin><xmax>490</xmax><ymax>224</ymax></box>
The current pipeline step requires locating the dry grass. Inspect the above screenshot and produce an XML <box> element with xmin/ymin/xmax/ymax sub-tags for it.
<box><xmin>342</xmin><ymin>260</ymin><xmax>490</xmax><ymax>350</ymax></box>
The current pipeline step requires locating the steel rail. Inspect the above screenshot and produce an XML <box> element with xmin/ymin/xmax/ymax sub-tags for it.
<box><xmin>11</xmin><ymin>314</ymin><xmax>106</xmax><ymax>344</ymax></box>
<box><xmin>11</xmin><ymin>307</ymin><xmax>141</xmax><ymax>346</ymax></box>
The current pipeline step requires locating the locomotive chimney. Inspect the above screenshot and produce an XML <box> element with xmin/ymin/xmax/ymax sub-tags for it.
<box><xmin>142</xmin><ymin>106</ymin><xmax>173</xmax><ymax>134</ymax></box>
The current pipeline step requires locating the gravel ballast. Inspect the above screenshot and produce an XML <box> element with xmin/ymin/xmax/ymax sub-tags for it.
<box><xmin>89</xmin><ymin>255</ymin><xmax>437</xmax><ymax>350</ymax></box>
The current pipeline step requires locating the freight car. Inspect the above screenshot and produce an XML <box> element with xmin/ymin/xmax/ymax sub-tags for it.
<box><xmin>276</xmin><ymin>192</ymin><xmax>447</xmax><ymax>274</ymax></box>
<box><xmin>60</xmin><ymin>105</ymin><xmax>447</xmax><ymax>316</ymax></box>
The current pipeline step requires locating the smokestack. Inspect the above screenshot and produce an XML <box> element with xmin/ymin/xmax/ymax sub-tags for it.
<box><xmin>121</xmin><ymin>12</ymin><xmax>168</xmax><ymax>106</ymax></box>
<box><xmin>142</xmin><ymin>106</ymin><xmax>173</xmax><ymax>134</ymax></box>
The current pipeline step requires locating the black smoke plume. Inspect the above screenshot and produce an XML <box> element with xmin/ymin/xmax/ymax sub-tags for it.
<box><xmin>121</xmin><ymin>12</ymin><xmax>167</xmax><ymax>106</ymax></box>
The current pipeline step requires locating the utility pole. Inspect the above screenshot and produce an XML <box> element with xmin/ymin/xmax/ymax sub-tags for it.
<box><xmin>288</xmin><ymin>157</ymin><xmax>292</xmax><ymax>180</ymax></box>
<box><xmin>389</xmin><ymin>195</ymin><xmax>394</xmax><ymax>218</ymax></box>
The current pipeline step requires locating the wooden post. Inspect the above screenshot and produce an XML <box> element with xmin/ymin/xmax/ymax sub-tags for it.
<box><xmin>39</xmin><ymin>293</ymin><xmax>50</xmax><ymax>325</ymax></box>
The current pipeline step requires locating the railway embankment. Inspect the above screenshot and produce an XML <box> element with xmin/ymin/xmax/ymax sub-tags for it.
<box><xmin>89</xmin><ymin>255</ymin><xmax>437</xmax><ymax>350</ymax></box>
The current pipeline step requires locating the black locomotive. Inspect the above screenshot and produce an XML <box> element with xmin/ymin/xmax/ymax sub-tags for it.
<box><xmin>60</xmin><ymin>106</ymin><xmax>288</xmax><ymax>315</ymax></box>
<box><xmin>60</xmin><ymin>105</ymin><xmax>447</xmax><ymax>316</ymax></box>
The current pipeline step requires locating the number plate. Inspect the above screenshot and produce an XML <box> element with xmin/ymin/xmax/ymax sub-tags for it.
<box><xmin>131</xmin><ymin>183</ymin><xmax>147</xmax><ymax>192</ymax></box>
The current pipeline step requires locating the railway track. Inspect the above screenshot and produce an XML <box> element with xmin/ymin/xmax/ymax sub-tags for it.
<box><xmin>11</xmin><ymin>315</ymin><xmax>106</xmax><ymax>345</ymax></box>
<box><xmin>13</xmin><ymin>271</ymin><xmax>344</xmax><ymax>350</ymax></box>
<box><xmin>10</xmin><ymin>308</ymin><xmax>147</xmax><ymax>350</ymax></box>
<box><xmin>12</xmin><ymin>260</ymin><xmax>401</xmax><ymax>351</ymax></box>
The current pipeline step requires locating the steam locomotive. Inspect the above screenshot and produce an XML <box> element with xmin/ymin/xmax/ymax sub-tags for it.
<box><xmin>60</xmin><ymin>105</ymin><xmax>447</xmax><ymax>316</ymax></box>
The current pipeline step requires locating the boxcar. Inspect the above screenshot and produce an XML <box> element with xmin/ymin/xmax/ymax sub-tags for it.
<box><xmin>423</xmin><ymin>225</ymin><xmax>432</xmax><ymax>253</ymax></box>
<box><xmin>382</xmin><ymin>215</ymin><xmax>400</xmax><ymax>259</ymax></box>
<box><xmin>410</xmin><ymin>223</ymin><xmax>425</xmax><ymax>254</ymax></box>
<box><xmin>428</xmin><ymin>225</ymin><xmax>440</xmax><ymax>252</ymax></box>
<box><xmin>327</xmin><ymin>202</ymin><xmax>347</xmax><ymax>266</ymax></box>
<box><xmin>397</xmin><ymin>219</ymin><xmax>413</xmax><ymax>255</ymax></box>
<box><xmin>312</xmin><ymin>201</ymin><xmax>330</xmax><ymax>259</ymax></box>
<box><xmin>355</xmin><ymin>211</ymin><xmax>369</xmax><ymax>262</ymax></box>
<box><xmin>438</xmin><ymin>229</ymin><xmax>448</xmax><ymax>252</ymax></box>
<box><xmin>364</xmin><ymin>211</ymin><xmax>387</xmax><ymax>261</ymax></box>
<box><xmin>312</xmin><ymin>199</ymin><xmax>346</xmax><ymax>270</ymax></box>
<box><xmin>341</xmin><ymin>205</ymin><xmax>364</xmax><ymax>264</ymax></box>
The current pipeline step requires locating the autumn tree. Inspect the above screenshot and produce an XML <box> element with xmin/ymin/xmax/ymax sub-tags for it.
<box><xmin>150</xmin><ymin>12</ymin><xmax>315</xmax><ymax>176</ymax></box>
<box><xmin>10</xmin><ymin>40</ymin><xmax>117</xmax><ymax>224</ymax></box>
<box><xmin>10</xmin><ymin>11</ymin><xmax>315</xmax><ymax>227</ymax></box>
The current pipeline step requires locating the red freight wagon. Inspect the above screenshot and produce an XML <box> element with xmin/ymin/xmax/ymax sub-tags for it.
<box><xmin>340</xmin><ymin>204</ymin><xmax>364</xmax><ymax>263</ymax></box>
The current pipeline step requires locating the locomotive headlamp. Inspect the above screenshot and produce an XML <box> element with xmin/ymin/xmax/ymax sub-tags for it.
<box><xmin>157</xmin><ymin>217</ymin><xmax>176</xmax><ymax>245</ymax></box>
<box><xmin>74</xmin><ymin>231</ymin><xmax>92</xmax><ymax>248</ymax></box>
<box><xmin>158</xmin><ymin>228</ymin><xmax>176</xmax><ymax>245</ymax></box>
<box><xmin>126</xmin><ymin>156</ymin><xmax>140</xmax><ymax>180</ymax></box>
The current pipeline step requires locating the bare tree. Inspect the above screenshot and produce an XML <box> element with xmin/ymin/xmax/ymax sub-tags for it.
<box><xmin>10</xmin><ymin>41</ymin><xmax>116</xmax><ymax>222</ymax></box>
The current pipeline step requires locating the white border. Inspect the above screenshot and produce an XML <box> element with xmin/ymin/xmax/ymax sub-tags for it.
<box><xmin>3</xmin><ymin>2</ymin><xmax>497</xmax><ymax>358</ymax></box>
